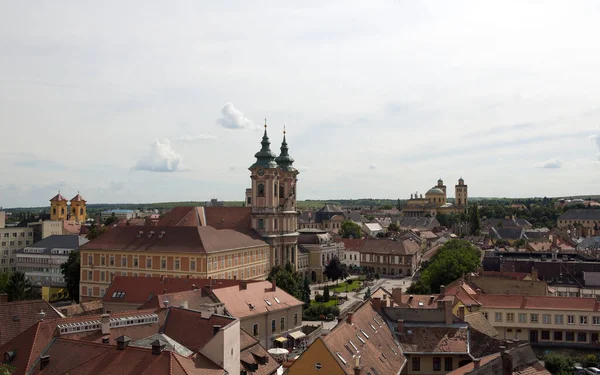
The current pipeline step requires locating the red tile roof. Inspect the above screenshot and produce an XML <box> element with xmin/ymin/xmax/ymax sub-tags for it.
<box><xmin>212</xmin><ymin>281</ymin><xmax>303</xmax><ymax>319</ymax></box>
<box><xmin>446</xmin><ymin>352</ymin><xmax>500</xmax><ymax>375</ymax></box>
<box><xmin>239</xmin><ymin>330</ymin><xmax>280</xmax><ymax>375</ymax></box>
<box><xmin>138</xmin><ymin>289</ymin><xmax>220</xmax><ymax>310</ymax></box>
<box><xmin>338</xmin><ymin>238</ymin><xmax>366</xmax><ymax>251</ymax></box>
<box><xmin>157</xmin><ymin>206</ymin><xmax>205</xmax><ymax>227</ymax></box>
<box><xmin>477</xmin><ymin>294</ymin><xmax>600</xmax><ymax>311</ymax></box>
<box><xmin>0</xmin><ymin>299</ymin><xmax>63</xmax><ymax>345</ymax></box>
<box><xmin>81</xmin><ymin>225</ymin><xmax>266</xmax><ymax>253</ymax></box>
<box><xmin>70</xmin><ymin>193</ymin><xmax>86</xmax><ymax>202</ymax></box>
<box><xmin>357</xmin><ymin>238</ymin><xmax>421</xmax><ymax>255</ymax></box>
<box><xmin>50</xmin><ymin>193</ymin><xmax>67</xmax><ymax>202</ymax></box>
<box><xmin>163</xmin><ymin>308</ymin><xmax>235</xmax><ymax>352</ymax></box>
<box><xmin>63</xmin><ymin>220</ymin><xmax>81</xmax><ymax>234</ymax></box>
<box><xmin>103</xmin><ymin>276</ymin><xmax>255</xmax><ymax>306</ymax></box>
<box><xmin>398</xmin><ymin>324</ymin><xmax>469</xmax><ymax>353</ymax></box>
<box><xmin>322</xmin><ymin>301</ymin><xmax>407</xmax><ymax>375</ymax></box>
<box><xmin>204</xmin><ymin>207</ymin><xmax>260</xmax><ymax>238</ymax></box>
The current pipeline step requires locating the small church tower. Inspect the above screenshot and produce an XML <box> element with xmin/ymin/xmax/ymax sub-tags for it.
<box><xmin>70</xmin><ymin>192</ymin><xmax>87</xmax><ymax>222</ymax></box>
<box><xmin>50</xmin><ymin>192</ymin><xmax>68</xmax><ymax>221</ymax></box>
<box><xmin>455</xmin><ymin>177</ymin><xmax>468</xmax><ymax>208</ymax></box>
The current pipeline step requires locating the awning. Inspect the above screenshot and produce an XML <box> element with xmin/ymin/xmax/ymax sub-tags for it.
<box><xmin>289</xmin><ymin>331</ymin><xmax>306</xmax><ymax>340</ymax></box>
<box><xmin>275</xmin><ymin>337</ymin><xmax>288</xmax><ymax>343</ymax></box>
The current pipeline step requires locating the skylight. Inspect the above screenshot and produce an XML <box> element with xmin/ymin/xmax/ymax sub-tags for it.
<box><xmin>369</xmin><ymin>323</ymin><xmax>377</xmax><ymax>332</ymax></box>
<box><xmin>418</xmin><ymin>301</ymin><xmax>424</xmax><ymax>306</ymax></box>
<box><xmin>388</xmin><ymin>345</ymin><xmax>397</xmax><ymax>355</ymax></box>
<box><xmin>356</xmin><ymin>334</ymin><xmax>365</xmax><ymax>344</ymax></box>
<box><xmin>274</xmin><ymin>296</ymin><xmax>281</xmax><ymax>304</ymax></box>
<box><xmin>265</xmin><ymin>300</ymin><xmax>272</xmax><ymax>306</ymax></box>
<box><xmin>373</xmin><ymin>316</ymin><xmax>383</xmax><ymax>326</ymax></box>
<box><xmin>349</xmin><ymin>340</ymin><xmax>358</xmax><ymax>352</ymax></box>
<box><xmin>360</xmin><ymin>329</ymin><xmax>369</xmax><ymax>339</ymax></box>
<box><xmin>336</xmin><ymin>352</ymin><xmax>347</xmax><ymax>365</ymax></box>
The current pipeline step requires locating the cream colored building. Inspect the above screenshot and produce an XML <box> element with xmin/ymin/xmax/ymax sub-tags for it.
<box><xmin>298</xmin><ymin>229</ymin><xmax>345</xmax><ymax>283</ymax></box>
<box><xmin>402</xmin><ymin>178</ymin><xmax>468</xmax><ymax>218</ymax></box>
<box><xmin>0</xmin><ymin>226</ymin><xmax>34</xmax><ymax>273</ymax></box>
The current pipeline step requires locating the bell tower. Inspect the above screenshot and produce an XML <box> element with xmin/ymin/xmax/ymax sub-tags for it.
<box><xmin>455</xmin><ymin>177</ymin><xmax>468</xmax><ymax>209</ymax></box>
<box><xmin>248</xmin><ymin>121</ymin><xmax>300</xmax><ymax>269</ymax></box>
<box><xmin>50</xmin><ymin>192</ymin><xmax>68</xmax><ymax>221</ymax></box>
<box><xmin>70</xmin><ymin>192</ymin><xmax>87</xmax><ymax>223</ymax></box>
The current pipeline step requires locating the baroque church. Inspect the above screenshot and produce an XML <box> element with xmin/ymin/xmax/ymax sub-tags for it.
<box><xmin>245</xmin><ymin>124</ymin><xmax>300</xmax><ymax>269</ymax></box>
<box><xmin>401</xmin><ymin>178</ymin><xmax>468</xmax><ymax>218</ymax></box>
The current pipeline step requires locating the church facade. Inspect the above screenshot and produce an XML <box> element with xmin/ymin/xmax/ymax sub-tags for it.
<box><xmin>246</xmin><ymin>125</ymin><xmax>300</xmax><ymax>269</ymax></box>
<box><xmin>401</xmin><ymin>178</ymin><xmax>468</xmax><ymax>218</ymax></box>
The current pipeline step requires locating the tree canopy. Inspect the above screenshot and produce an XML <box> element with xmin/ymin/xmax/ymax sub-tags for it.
<box><xmin>268</xmin><ymin>262</ymin><xmax>304</xmax><ymax>301</ymax></box>
<box><xmin>324</xmin><ymin>256</ymin><xmax>348</xmax><ymax>283</ymax></box>
<box><xmin>7</xmin><ymin>271</ymin><xmax>33</xmax><ymax>301</ymax></box>
<box><xmin>407</xmin><ymin>239</ymin><xmax>481</xmax><ymax>294</ymax></box>
<box><xmin>61</xmin><ymin>251</ymin><xmax>81</xmax><ymax>301</ymax></box>
<box><xmin>469</xmin><ymin>203</ymin><xmax>481</xmax><ymax>235</ymax></box>
<box><xmin>340</xmin><ymin>220</ymin><xmax>362</xmax><ymax>239</ymax></box>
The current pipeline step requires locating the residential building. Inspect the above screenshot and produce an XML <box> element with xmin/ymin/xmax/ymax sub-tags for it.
<box><xmin>298</xmin><ymin>229</ymin><xmax>345</xmax><ymax>282</ymax></box>
<box><xmin>16</xmin><ymin>235</ymin><xmax>88</xmax><ymax>287</ymax></box>
<box><xmin>0</xmin><ymin>225</ymin><xmax>34</xmax><ymax>273</ymax></box>
<box><xmin>298</xmin><ymin>204</ymin><xmax>345</xmax><ymax>232</ymax></box>
<box><xmin>358</xmin><ymin>238</ymin><xmax>422</xmax><ymax>276</ymax></box>
<box><xmin>558</xmin><ymin>208</ymin><xmax>600</xmax><ymax>236</ymax></box>
<box><xmin>211</xmin><ymin>279</ymin><xmax>304</xmax><ymax>349</ymax></box>
<box><xmin>481</xmin><ymin>216</ymin><xmax>533</xmax><ymax>233</ymax></box>
<box><xmin>398</xmin><ymin>216</ymin><xmax>441</xmax><ymax>231</ymax></box>
<box><xmin>362</xmin><ymin>222</ymin><xmax>384</xmax><ymax>237</ymax></box>
<box><xmin>401</xmin><ymin>178</ymin><xmax>468</xmax><ymax>218</ymax></box>
<box><xmin>286</xmin><ymin>300</ymin><xmax>406</xmax><ymax>375</ymax></box>
<box><xmin>27</xmin><ymin>220</ymin><xmax>68</xmax><ymax>242</ymax></box>
<box><xmin>79</xmin><ymin>225</ymin><xmax>270</xmax><ymax>301</ymax></box>
<box><xmin>246</xmin><ymin>126</ymin><xmax>300</xmax><ymax>269</ymax></box>
<box><xmin>100</xmin><ymin>209</ymin><xmax>135</xmax><ymax>221</ymax></box>
<box><xmin>0</xmin><ymin>296</ymin><xmax>63</xmax><ymax>345</ymax></box>
<box><xmin>338</xmin><ymin>239</ymin><xmax>363</xmax><ymax>269</ymax></box>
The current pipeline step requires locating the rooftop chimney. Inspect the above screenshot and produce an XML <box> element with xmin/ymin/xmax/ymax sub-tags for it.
<box><xmin>353</xmin><ymin>355</ymin><xmax>361</xmax><ymax>375</ymax></box>
<box><xmin>38</xmin><ymin>309</ymin><xmax>46</xmax><ymax>322</ymax></box>
<box><xmin>151</xmin><ymin>339</ymin><xmax>166</xmax><ymax>355</ymax></box>
<box><xmin>240</xmin><ymin>280</ymin><xmax>248</xmax><ymax>291</ymax></box>
<box><xmin>397</xmin><ymin>319</ymin><xmax>404</xmax><ymax>333</ymax></box>
<box><xmin>0</xmin><ymin>293</ymin><xmax>7</xmax><ymax>304</ymax></box>
<box><xmin>531</xmin><ymin>268</ymin><xmax>538</xmax><ymax>281</ymax></box>
<box><xmin>116</xmin><ymin>335</ymin><xmax>131</xmax><ymax>350</ymax></box>
<box><xmin>391</xmin><ymin>288</ymin><xmax>402</xmax><ymax>304</ymax></box>
<box><xmin>100</xmin><ymin>313</ymin><xmax>110</xmax><ymax>335</ymax></box>
<box><xmin>372</xmin><ymin>297</ymin><xmax>382</xmax><ymax>312</ymax></box>
<box><xmin>163</xmin><ymin>299</ymin><xmax>169</xmax><ymax>307</ymax></box>
<box><xmin>458</xmin><ymin>306</ymin><xmax>466</xmax><ymax>321</ymax></box>
<box><xmin>346</xmin><ymin>312</ymin><xmax>354</xmax><ymax>324</ymax></box>
<box><xmin>271</xmin><ymin>279</ymin><xmax>277</xmax><ymax>291</ymax></box>
<box><xmin>101</xmin><ymin>336</ymin><xmax>110</xmax><ymax>344</ymax></box>
<box><xmin>39</xmin><ymin>355</ymin><xmax>50</xmax><ymax>370</ymax></box>
<box><xmin>213</xmin><ymin>325</ymin><xmax>222</xmax><ymax>336</ymax></box>
<box><xmin>473</xmin><ymin>358</ymin><xmax>480</xmax><ymax>368</ymax></box>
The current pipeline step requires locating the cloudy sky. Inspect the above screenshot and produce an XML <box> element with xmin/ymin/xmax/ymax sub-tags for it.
<box><xmin>1</xmin><ymin>1</ymin><xmax>599</xmax><ymax>208</ymax></box>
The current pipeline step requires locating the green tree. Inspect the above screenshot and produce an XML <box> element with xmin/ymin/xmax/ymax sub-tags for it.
<box><xmin>302</xmin><ymin>276</ymin><xmax>311</xmax><ymax>305</ymax></box>
<box><xmin>268</xmin><ymin>262</ymin><xmax>303</xmax><ymax>300</ymax></box>
<box><xmin>363</xmin><ymin>286</ymin><xmax>371</xmax><ymax>301</ymax></box>
<box><xmin>61</xmin><ymin>251</ymin><xmax>81</xmax><ymax>301</ymax></box>
<box><xmin>469</xmin><ymin>203</ymin><xmax>481</xmax><ymax>235</ymax></box>
<box><xmin>340</xmin><ymin>220</ymin><xmax>362</xmax><ymax>239</ymax></box>
<box><xmin>543</xmin><ymin>352</ymin><xmax>573</xmax><ymax>375</ymax></box>
<box><xmin>396</xmin><ymin>199</ymin><xmax>402</xmax><ymax>210</ymax></box>
<box><xmin>104</xmin><ymin>212</ymin><xmax>118</xmax><ymax>226</ymax></box>
<box><xmin>324</xmin><ymin>256</ymin><xmax>347</xmax><ymax>283</ymax></box>
<box><xmin>323</xmin><ymin>285</ymin><xmax>330</xmax><ymax>302</ymax></box>
<box><xmin>0</xmin><ymin>364</ymin><xmax>16</xmax><ymax>375</ymax></box>
<box><xmin>0</xmin><ymin>272</ymin><xmax>11</xmax><ymax>293</ymax></box>
<box><xmin>7</xmin><ymin>271</ymin><xmax>33</xmax><ymax>301</ymax></box>
<box><xmin>388</xmin><ymin>223</ymin><xmax>400</xmax><ymax>232</ymax></box>
<box><xmin>513</xmin><ymin>238</ymin><xmax>526</xmax><ymax>249</ymax></box>
<box><xmin>407</xmin><ymin>239</ymin><xmax>481</xmax><ymax>294</ymax></box>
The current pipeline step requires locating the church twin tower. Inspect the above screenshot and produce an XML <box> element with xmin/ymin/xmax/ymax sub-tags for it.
<box><xmin>247</xmin><ymin>125</ymin><xmax>299</xmax><ymax>268</ymax></box>
<box><xmin>49</xmin><ymin>192</ymin><xmax>87</xmax><ymax>222</ymax></box>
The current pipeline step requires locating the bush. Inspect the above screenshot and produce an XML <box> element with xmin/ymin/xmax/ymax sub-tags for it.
<box><xmin>347</xmin><ymin>279</ymin><xmax>354</xmax><ymax>285</ymax></box>
<box><xmin>314</xmin><ymin>294</ymin><xmax>324</xmax><ymax>303</ymax></box>
<box><xmin>302</xmin><ymin>305</ymin><xmax>340</xmax><ymax>321</ymax></box>
<box><xmin>323</xmin><ymin>285</ymin><xmax>330</xmax><ymax>302</ymax></box>
<box><xmin>543</xmin><ymin>352</ymin><xmax>573</xmax><ymax>374</ymax></box>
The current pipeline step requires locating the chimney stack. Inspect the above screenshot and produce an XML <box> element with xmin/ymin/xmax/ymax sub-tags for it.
<box><xmin>473</xmin><ymin>358</ymin><xmax>480</xmax><ymax>368</ymax></box>
<box><xmin>151</xmin><ymin>339</ymin><xmax>166</xmax><ymax>355</ymax></box>
<box><xmin>391</xmin><ymin>288</ymin><xmax>402</xmax><ymax>304</ymax></box>
<box><xmin>0</xmin><ymin>293</ymin><xmax>7</xmax><ymax>304</ymax></box>
<box><xmin>531</xmin><ymin>268</ymin><xmax>538</xmax><ymax>281</ymax></box>
<box><xmin>213</xmin><ymin>325</ymin><xmax>222</xmax><ymax>336</ymax></box>
<box><xmin>240</xmin><ymin>280</ymin><xmax>248</xmax><ymax>291</ymax></box>
<box><xmin>353</xmin><ymin>355</ymin><xmax>361</xmax><ymax>375</ymax></box>
<box><xmin>180</xmin><ymin>301</ymin><xmax>188</xmax><ymax>309</ymax></box>
<box><xmin>458</xmin><ymin>306</ymin><xmax>465</xmax><ymax>321</ymax></box>
<box><xmin>372</xmin><ymin>297</ymin><xmax>382</xmax><ymax>312</ymax></box>
<box><xmin>271</xmin><ymin>278</ymin><xmax>277</xmax><ymax>291</ymax></box>
<box><xmin>440</xmin><ymin>285</ymin><xmax>445</xmax><ymax>295</ymax></box>
<box><xmin>39</xmin><ymin>355</ymin><xmax>51</xmax><ymax>370</ymax></box>
<box><xmin>397</xmin><ymin>319</ymin><xmax>404</xmax><ymax>333</ymax></box>
<box><xmin>444</xmin><ymin>300</ymin><xmax>453</xmax><ymax>325</ymax></box>
<box><xmin>346</xmin><ymin>312</ymin><xmax>354</xmax><ymax>324</ymax></box>
<box><xmin>38</xmin><ymin>309</ymin><xmax>46</xmax><ymax>322</ymax></box>
<box><xmin>116</xmin><ymin>335</ymin><xmax>131</xmax><ymax>350</ymax></box>
<box><xmin>100</xmin><ymin>313</ymin><xmax>110</xmax><ymax>335</ymax></box>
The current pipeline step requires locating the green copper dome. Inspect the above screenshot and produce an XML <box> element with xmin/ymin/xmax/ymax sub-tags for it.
<box><xmin>249</xmin><ymin>127</ymin><xmax>278</xmax><ymax>169</ymax></box>
<box><xmin>275</xmin><ymin>133</ymin><xmax>297</xmax><ymax>172</ymax></box>
<box><xmin>426</xmin><ymin>187</ymin><xmax>445</xmax><ymax>195</ymax></box>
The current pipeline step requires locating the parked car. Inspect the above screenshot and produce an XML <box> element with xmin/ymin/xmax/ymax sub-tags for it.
<box><xmin>585</xmin><ymin>367</ymin><xmax>600</xmax><ymax>375</ymax></box>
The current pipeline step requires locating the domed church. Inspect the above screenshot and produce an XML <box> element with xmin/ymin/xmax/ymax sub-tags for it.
<box><xmin>401</xmin><ymin>178</ymin><xmax>468</xmax><ymax>217</ymax></box>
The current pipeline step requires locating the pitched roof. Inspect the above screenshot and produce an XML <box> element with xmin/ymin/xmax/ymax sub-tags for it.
<box><xmin>204</xmin><ymin>207</ymin><xmax>257</xmax><ymax>237</ymax></box>
<box><xmin>477</xmin><ymin>294</ymin><xmax>600</xmax><ymax>311</ymax></box>
<box><xmin>338</xmin><ymin>238</ymin><xmax>366</xmax><ymax>251</ymax></box>
<box><xmin>322</xmin><ymin>301</ymin><xmax>406</xmax><ymax>375</ymax></box>
<box><xmin>17</xmin><ymin>234</ymin><xmax>87</xmax><ymax>255</ymax></box>
<box><xmin>50</xmin><ymin>193</ymin><xmax>67</xmax><ymax>202</ymax></box>
<box><xmin>138</xmin><ymin>289</ymin><xmax>221</xmax><ymax>310</ymax></box>
<box><xmin>81</xmin><ymin>225</ymin><xmax>266</xmax><ymax>253</ymax></box>
<box><xmin>559</xmin><ymin>208</ymin><xmax>600</xmax><ymax>220</ymax></box>
<box><xmin>239</xmin><ymin>330</ymin><xmax>280</xmax><ymax>375</ymax></box>
<box><xmin>357</xmin><ymin>238</ymin><xmax>421</xmax><ymax>255</ymax></box>
<box><xmin>490</xmin><ymin>227</ymin><xmax>525</xmax><ymax>240</ymax></box>
<box><xmin>318</xmin><ymin>204</ymin><xmax>344</xmax><ymax>213</ymax></box>
<box><xmin>157</xmin><ymin>206</ymin><xmax>205</xmax><ymax>226</ymax></box>
<box><xmin>463</xmin><ymin>312</ymin><xmax>498</xmax><ymax>338</ymax></box>
<box><xmin>0</xmin><ymin>299</ymin><xmax>63</xmax><ymax>345</ymax></box>
<box><xmin>363</xmin><ymin>222</ymin><xmax>383</xmax><ymax>231</ymax></box>
<box><xmin>398</xmin><ymin>323</ymin><xmax>469</xmax><ymax>353</ymax></box>
<box><xmin>56</xmin><ymin>300</ymin><xmax>103</xmax><ymax>317</ymax></box>
<box><xmin>103</xmin><ymin>276</ymin><xmax>253</xmax><ymax>306</ymax></box>
<box><xmin>70</xmin><ymin>193</ymin><xmax>86</xmax><ymax>202</ymax></box>
<box><xmin>212</xmin><ymin>281</ymin><xmax>303</xmax><ymax>319</ymax></box>
<box><xmin>446</xmin><ymin>352</ymin><xmax>500</xmax><ymax>375</ymax></box>
<box><xmin>162</xmin><ymin>308</ymin><xmax>235</xmax><ymax>352</ymax></box>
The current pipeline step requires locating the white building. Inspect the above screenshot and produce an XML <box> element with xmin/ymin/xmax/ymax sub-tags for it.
<box><xmin>362</xmin><ymin>222</ymin><xmax>384</xmax><ymax>237</ymax></box>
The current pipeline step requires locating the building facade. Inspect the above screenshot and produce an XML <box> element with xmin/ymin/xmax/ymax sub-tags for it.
<box><xmin>0</xmin><ymin>226</ymin><xmax>34</xmax><ymax>273</ymax></box>
<box><xmin>359</xmin><ymin>238</ymin><xmax>422</xmax><ymax>277</ymax></box>
<box><xmin>402</xmin><ymin>178</ymin><xmax>468</xmax><ymax>218</ymax></box>
<box><xmin>298</xmin><ymin>229</ymin><xmax>345</xmax><ymax>282</ymax></box>
<box><xmin>246</xmin><ymin>125</ymin><xmax>300</xmax><ymax>269</ymax></box>
<box><xmin>557</xmin><ymin>209</ymin><xmax>600</xmax><ymax>237</ymax></box>
<box><xmin>79</xmin><ymin>226</ymin><xmax>270</xmax><ymax>302</ymax></box>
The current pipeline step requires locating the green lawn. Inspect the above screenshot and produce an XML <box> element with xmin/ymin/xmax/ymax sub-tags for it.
<box><xmin>310</xmin><ymin>300</ymin><xmax>338</xmax><ymax>307</ymax></box>
<box><xmin>330</xmin><ymin>281</ymin><xmax>362</xmax><ymax>293</ymax></box>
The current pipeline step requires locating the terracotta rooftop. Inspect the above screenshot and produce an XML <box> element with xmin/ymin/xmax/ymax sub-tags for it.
<box><xmin>322</xmin><ymin>301</ymin><xmax>407</xmax><ymax>375</ymax></box>
<box><xmin>162</xmin><ymin>307</ymin><xmax>235</xmax><ymax>352</ymax></box>
<box><xmin>138</xmin><ymin>289</ymin><xmax>221</xmax><ymax>311</ymax></box>
<box><xmin>357</xmin><ymin>238</ymin><xmax>421</xmax><ymax>255</ymax></box>
<box><xmin>0</xmin><ymin>299</ymin><xmax>63</xmax><ymax>345</ymax></box>
<box><xmin>157</xmin><ymin>206</ymin><xmax>205</xmax><ymax>227</ymax></box>
<box><xmin>398</xmin><ymin>324</ymin><xmax>469</xmax><ymax>354</ymax></box>
<box><xmin>56</xmin><ymin>300</ymin><xmax>103</xmax><ymax>317</ymax></box>
<box><xmin>477</xmin><ymin>294</ymin><xmax>600</xmax><ymax>311</ymax></box>
<box><xmin>446</xmin><ymin>352</ymin><xmax>500</xmax><ymax>375</ymax></box>
<box><xmin>463</xmin><ymin>312</ymin><xmax>498</xmax><ymax>338</ymax></box>
<box><xmin>70</xmin><ymin>193</ymin><xmax>86</xmax><ymax>202</ymax></box>
<box><xmin>338</xmin><ymin>238</ymin><xmax>366</xmax><ymax>251</ymax></box>
<box><xmin>81</xmin><ymin>225</ymin><xmax>266</xmax><ymax>253</ymax></box>
<box><xmin>239</xmin><ymin>330</ymin><xmax>280</xmax><ymax>375</ymax></box>
<box><xmin>212</xmin><ymin>281</ymin><xmax>303</xmax><ymax>319</ymax></box>
<box><xmin>49</xmin><ymin>193</ymin><xmax>67</xmax><ymax>202</ymax></box>
<box><xmin>103</xmin><ymin>276</ymin><xmax>254</xmax><ymax>306</ymax></box>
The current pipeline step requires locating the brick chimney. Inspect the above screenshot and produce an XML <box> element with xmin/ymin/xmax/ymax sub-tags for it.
<box><xmin>391</xmin><ymin>288</ymin><xmax>402</xmax><ymax>304</ymax></box>
<box><xmin>397</xmin><ymin>319</ymin><xmax>404</xmax><ymax>333</ymax></box>
<box><xmin>271</xmin><ymin>279</ymin><xmax>277</xmax><ymax>291</ymax></box>
<box><xmin>346</xmin><ymin>312</ymin><xmax>354</xmax><ymax>324</ymax></box>
<box><xmin>458</xmin><ymin>306</ymin><xmax>465</xmax><ymax>321</ymax></box>
<box><xmin>501</xmin><ymin>351</ymin><xmax>513</xmax><ymax>375</ymax></box>
<box><xmin>240</xmin><ymin>280</ymin><xmax>247</xmax><ymax>291</ymax></box>
<box><xmin>440</xmin><ymin>285</ymin><xmax>445</xmax><ymax>295</ymax></box>
<box><xmin>100</xmin><ymin>313</ymin><xmax>110</xmax><ymax>335</ymax></box>
<box><xmin>372</xmin><ymin>297</ymin><xmax>382</xmax><ymax>312</ymax></box>
<box><xmin>353</xmin><ymin>355</ymin><xmax>361</xmax><ymax>375</ymax></box>
<box><xmin>444</xmin><ymin>300</ymin><xmax>453</xmax><ymax>325</ymax></box>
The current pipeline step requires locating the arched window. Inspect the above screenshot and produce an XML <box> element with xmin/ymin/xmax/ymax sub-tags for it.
<box><xmin>274</xmin><ymin>183</ymin><xmax>278</xmax><ymax>197</ymax></box>
<box><xmin>280</xmin><ymin>317</ymin><xmax>285</xmax><ymax>330</ymax></box>
<box><xmin>257</xmin><ymin>184</ymin><xmax>265</xmax><ymax>196</ymax></box>
<box><xmin>61</xmin><ymin>208</ymin><xmax>64</xmax><ymax>215</ymax></box>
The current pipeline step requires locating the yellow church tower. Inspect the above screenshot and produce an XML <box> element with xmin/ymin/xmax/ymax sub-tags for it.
<box><xmin>50</xmin><ymin>192</ymin><xmax>68</xmax><ymax>221</ymax></box>
<box><xmin>70</xmin><ymin>192</ymin><xmax>87</xmax><ymax>222</ymax></box>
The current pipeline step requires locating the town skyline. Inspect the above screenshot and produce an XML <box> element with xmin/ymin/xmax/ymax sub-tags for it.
<box><xmin>1</xmin><ymin>1</ymin><xmax>600</xmax><ymax>208</ymax></box>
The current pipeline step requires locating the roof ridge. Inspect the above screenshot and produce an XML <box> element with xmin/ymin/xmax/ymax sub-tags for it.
<box><xmin>24</xmin><ymin>322</ymin><xmax>42</xmax><ymax>373</ymax></box>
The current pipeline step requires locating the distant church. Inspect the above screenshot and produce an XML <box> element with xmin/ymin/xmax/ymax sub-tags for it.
<box><xmin>401</xmin><ymin>178</ymin><xmax>468</xmax><ymax>217</ymax></box>
<box><xmin>49</xmin><ymin>192</ymin><xmax>87</xmax><ymax>223</ymax></box>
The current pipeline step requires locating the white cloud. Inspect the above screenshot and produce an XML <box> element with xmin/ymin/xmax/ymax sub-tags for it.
<box><xmin>175</xmin><ymin>134</ymin><xmax>217</xmax><ymax>142</ymax></box>
<box><xmin>216</xmin><ymin>102</ymin><xmax>256</xmax><ymax>130</ymax></box>
<box><xmin>133</xmin><ymin>139</ymin><xmax>184</xmax><ymax>172</ymax></box>
<box><xmin>591</xmin><ymin>133</ymin><xmax>600</xmax><ymax>160</ymax></box>
<box><xmin>369</xmin><ymin>164</ymin><xmax>377</xmax><ymax>170</ymax></box>
<box><xmin>536</xmin><ymin>158</ymin><xmax>563</xmax><ymax>169</ymax></box>
<box><xmin>297</xmin><ymin>166</ymin><xmax>309</xmax><ymax>172</ymax></box>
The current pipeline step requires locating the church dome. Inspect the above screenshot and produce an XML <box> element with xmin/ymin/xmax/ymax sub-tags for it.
<box><xmin>426</xmin><ymin>187</ymin><xmax>445</xmax><ymax>195</ymax></box>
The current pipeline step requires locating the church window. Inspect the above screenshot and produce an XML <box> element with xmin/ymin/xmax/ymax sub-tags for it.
<box><xmin>258</xmin><ymin>219</ymin><xmax>264</xmax><ymax>229</ymax></box>
<box><xmin>274</xmin><ymin>219</ymin><xmax>278</xmax><ymax>230</ymax></box>
<box><xmin>53</xmin><ymin>208</ymin><xmax>56</xmax><ymax>215</ymax></box>
<box><xmin>257</xmin><ymin>184</ymin><xmax>265</xmax><ymax>196</ymax></box>
<box><xmin>279</xmin><ymin>185</ymin><xmax>284</xmax><ymax>197</ymax></box>
<box><xmin>61</xmin><ymin>208</ymin><xmax>64</xmax><ymax>215</ymax></box>
<box><xmin>80</xmin><ymin>208</ymin><xmax>83</xmax><ymax>215</ymax></box>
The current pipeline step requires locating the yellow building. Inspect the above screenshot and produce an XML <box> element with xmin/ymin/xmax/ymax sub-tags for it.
<box><xmin>70</xmin><ymin>193</ymin><xmax>87</xmax><ymax>222</ymax></box>
<box><xmin>402</xmin><ymin>178</ymin><xmax>468</xmax><ymax>218</ymax></box>
<box><xmin>50</xmin><ymin>192</ymin><xmax>68</xmax><ymax>221</ymax></box>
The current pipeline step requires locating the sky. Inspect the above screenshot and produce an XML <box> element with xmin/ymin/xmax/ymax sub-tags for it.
<box><xmin>1</xmin><ymin>1</ymin><xmax>599</xmax><ymax>208</ymax></box>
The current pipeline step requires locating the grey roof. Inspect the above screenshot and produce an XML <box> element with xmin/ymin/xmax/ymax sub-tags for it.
<box><xmin>298</xmin><ymin>245</ymin><xmax>310</xmax><ymax>254</ymax></box>
<box><xmin>523</xmin><ymin>228</ymin><xmax>550</xmax><ymax>240</ymax></box>
<box><xmin>17</xmin><ymin>235</ymin><xmax>87</xmax><ymax>254</ymax></box>
<box><xmin>559</xmin><ymin>209</ymin><xmax>600</xmax><ymax>221</ymax></box>
<box><xmin>578</xmin><ymin>237</ymin><xmax>600</xmax><ymax>250</ymax></box>
<box><xmin>344</xmin><ymin>211</ymin><xmax>367</xmax><ymax>223</ymax></box>
<box><xmin>490</xmin><ymin>227</ymin><xmax>525</xmax><ymax>240</ymax></box>
<box><xmin>398</xmin><ymin>217</ymin><xmax>440</xmax><ymax>230</ymax></box>
<box><xmin>130</xmin><ymin>333</ymin><xmax>193</xmax><ymax>356</ymax></box>
<box><xmin>298</xmin><ymin>210</ymin><xmax>316</xmax><ymax>224</ymax></box>
<box><xmin>482</xmin><ymin>217</ymin><xmax>531</xmax><ymax>229</ymax></box>
<box><xmin>317</xmin><ymin>204</ymin><xmax>343</xmax><ymax>213</ymax></box>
